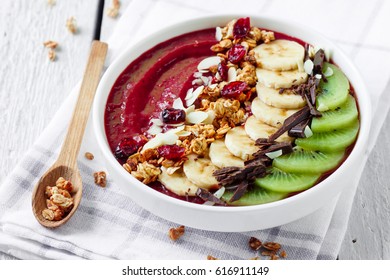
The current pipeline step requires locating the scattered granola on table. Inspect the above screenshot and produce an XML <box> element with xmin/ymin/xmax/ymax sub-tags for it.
<box><xmin>66</xmin><ymin>16</ymin><xmax>77</xmax><ymax>34</ymax></box>
<box><xmin>47</xmin><ymin>0</ymin><xmax>56</xmax><ymax>6</ymax></box>
<box><xmin>48</xmin><ymin>49</ymin><xmax>56</xmax><ymax>62</ymax></box>
<box><xmin>43</xmin><ymin>40</ymin><xmax>58</xmax><ymax>62</ymax></box>
<box><xmin>94</xmin><ymin>171</ymin><xmax>107</xmax><ymax>187</ymax></box>
<box><xmin>85</xmin><ymin>152</ymin><xmax>94</xmax><ymax>160</ymax></box>
<box><xmin>248</xmin><ymin>236</ymin><xmax>286</xmax><ymax>260</ymax></box>
<box><xmin>168</xmin><ymin>225</ymin><xmax>185</xmax><ymax>241</ymax></box>
<box><xmin>107</xmin><ymin>0</ymin><xmax>121</xmax><ymax>18</ymax></box>
<box><xmin>41</xmin><ymin>177</ymin><xmax>74</xmax><ymax>221</ymax></box>
<box><xmin>43</xmin><ymin>40</ymin><xmax>58</xmax><ymax>49</ymax></box>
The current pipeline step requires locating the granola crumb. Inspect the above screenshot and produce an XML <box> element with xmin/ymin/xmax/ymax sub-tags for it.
<box><xmin>207</xmin><ymin>255</ymin><xmax>218</xmax><ymax>260</ymax></box>
<box><xmin>249</xmin><ymin>237</ymin><xmax>285</xmax><ymax>260</ymax></box>
<box><xmin>66</xmin><ymin>17</ymin><xmax>77</xmax><ymax>34</ymax></box>
<box><xmin>85</xmin><ymin>152</ymin><xmax>94</xmax><ymax>160</ymax></box>
<box><xmin>43</xmin><ymin>40</ymin><xmax>58</xmax><ymax>49</ymax></box>
<box><xmin>262</xmin><ymin>242</ymin><xmax>281</xmax><ymax>252</ymax></box>
<box><xmin>168</xmin><ymin>225</ymin><xmax>185</xmax><ymax>241</ymax></box>
<box><xmin>107</xmin><ymin>0</ymin><xmax>121</xmax><ymax>18</ymax></box>
<box><xmin>47</xmin><ymin>0</ymin><xmax>56</xmax><ymax>6</ymax></box>
<box><xmin>48</xmin><ymin>49</ymin><xmax>56</xmax><ymax>62</ymax></box>
<box><xmin>249</xmin><ymin>236</ymin><xmax>262</xmax><ymax>251</ymax></box>
<box><xmin>94</xmin><ymin>171</ymin><xmax>107</xmax><ymax>187</ymax></box>
<box><xmin>42</xmin><ymin>208</ymin><xmax>55</xmax><ymax>221</ymax></box>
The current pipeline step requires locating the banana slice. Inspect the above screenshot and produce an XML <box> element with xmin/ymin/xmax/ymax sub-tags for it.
<box><xmin>256</xmin><ymin>82</ymin><xmax>306</xmax><ymax>109</ymax></box>
<box><xmin>251</xmin><ymin>97</ymin><xmax>298</xmax><ymax>128</ymax></box>
<box><xmin>244</xmin><ymin>115</ymin><xmax>293</xmax><ymax>143</ymax></box>
<box><xmin>253</xmin><ymin>39</ymin><xmax>305</xmax><ymax>71</ymax></box>
<box><xmin>225</xmin><ymin>126</ymin><xmax>258</xmax><ymax>161</ymax></box>
<box><xmin>256</xmin><ymin>68</ymin><xmax>308</xmax><ymax>89</ymax></box>
<box><xmin>183</xmin><ymin>155</ymin><xmax>219</xmax><ymax>189</ymax></box>
<box><xmin>158</xmin><ymin>167</ymin><xmax>198</xmax><ymax>196</ymax></box>
<box><xmin>209</xmin><ymin>140</ymin><xmax>245</xmax><ymax>168</ymax></box>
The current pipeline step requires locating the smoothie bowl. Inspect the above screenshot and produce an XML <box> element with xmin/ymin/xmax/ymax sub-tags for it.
<box><xmin>93</xmin><ymin>15</ymin><xmax>371</xmax><ymax>232</ymax></box>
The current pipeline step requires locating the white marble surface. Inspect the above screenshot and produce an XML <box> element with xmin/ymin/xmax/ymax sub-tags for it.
<box><xmin>0</xmin><ymin>0</ymin><xmax>389</xmax><ymax>260</ymax></box>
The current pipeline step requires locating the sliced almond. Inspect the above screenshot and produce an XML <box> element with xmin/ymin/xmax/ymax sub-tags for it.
<box><xmin>186</xmin><ymin>111</ymin><xmax>208</xmax><ymax>124</ymax></box>
<box><xmin>173</xmin><ymin>98</ymin><xmax>185</xmax><ymax>110</ymax></box>
<box><xmin>150</xmin><ymin>118</ymin><xmax>163</xmax><ymax>126</ymax></box>
<box><xmin>203</xmin><ymin>110</ymin><xmax>216</xmax><ymax>125</ymax></box>
<box><xmin>192</xmin><ymin>78</ymin><xmax>203</xmax><ymax>86</ymax></box>
<box><xmin>185</xmin><ymin>88</ymin><xmax>194</xmax><ymax>100</ymax></box>
<box><xmin>215</xmin><ymin>27</ymin><xmax>223</xmax><ymax>41</ymax></box>
<box><xmin>265</xmin><ymin>150</ymin><xmax>283</xmax><ymax>159</ymax></box>
<box><xmin>186</xmin><ymin>86</ymin><xmax>204</xmax><ymax>107</ymax></box>
<box><xmin>304</xmin><ymin>60</ymin><xmax>314</xmax><ymax>75</ymax></box>
<box><xmin>227</xmin><ymin>67</ymin><xmax>237</xmax><ymax>82</ymax></box>
<box><xmin>323</xmin><ymin>67</ymin><xmax>334</xmax><ymax>77</ymax></box>
<box><xmin>304</xmin><ymin>126</ymin><xmax>313</xmax><ymax>138</ymax></box>
<box><xmin>147</xmin><ymin>124</ymin><xmax>163</xmax><ymax>135</ymax></box>
<box><xmin>176</xmin><ymin>130</ymin><xmax>191</xmax><ymax>137</ymax></box>
<box><xmin>193</xmin><ymin>72</ymin><xmax>203</xmax><ymax>78</ymax></box>
<box><xmin>142</xmin><ymin>131</ymin><xmax>179</xmax><ymax>151</ymax></box>
<box><xmin>200</xmin><ymin>76</ymin><xmax>210</xmax><ymax>86</ymax></box>
<box><xmin>169</xmin><ymin>125</ymin><xmax>185</xmax><ymax>134</ymax></box>
<box><xmin>197</xmin><ymin>56</ymin><xmax>221</xmax><ymax>72</ymax></box>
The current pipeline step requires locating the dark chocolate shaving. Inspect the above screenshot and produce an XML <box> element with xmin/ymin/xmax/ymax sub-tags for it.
<box><xmin>313</xmin><ymin>49</ymin><xmax>325</xmax><ymax>75</ymax></box>
<box><xmin>229</xmin><ymin>181</ymin><xmax>249</xmax><ymax>202</ymax></box>
<box><xmin>196</xmin><ymin>188</ymin><xmax>226</xmax><ymax>206</ymax></box>
<box><xmin>288</xmin><ymin>118</ymin><xmax>311</xmax><ymax>138</ymax></box>
<box><xmin>252</xmin><ymin>142</ymin><xmax>293</xmax><ymax>159</ymax></box>
<box><xmin>255</xmin><ymin>138</ymin><xmax>274</xmax><ymax>146</ymax></box>
<box><xmin>268</xmin><ymin>106</ymin><xmax>311</xmax><ymax>142</ymax></box>
<box><xmin>304</xmin><ymin>44</ymin><xmax>311</xmax><ymax>61</ymax></box>
<box><xmin>213</xmin><ymin>166</ymin><xmax>247</xmax><ymax>186</ymax></box>
<box><xmin>304</xmin><ymin>94</ymin><xmax>322</xmax><ymax>117</ymax></box>
<box><xmin>212</xmin><ymin>161</ymin><xmax>267</xmax><ymax>202</ymax></box>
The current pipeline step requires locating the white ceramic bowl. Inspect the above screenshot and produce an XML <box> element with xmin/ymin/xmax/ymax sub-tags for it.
<box><xmin>93</xmin><ymin>15</ymin><xmax>371</xmax><ymax>232</ymax></box>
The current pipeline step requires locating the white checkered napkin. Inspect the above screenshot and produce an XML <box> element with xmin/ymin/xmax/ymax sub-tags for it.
<box><xmin>1</xmin><ymin>0</ymin><xmax>390</xmax><ymax>260</ymax></box>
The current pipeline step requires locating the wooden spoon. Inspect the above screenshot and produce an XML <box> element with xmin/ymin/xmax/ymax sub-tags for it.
<box><xmin>32</xmin><ymin>41</ymin><xmax>108</xmax><ymax>228</ymax></box>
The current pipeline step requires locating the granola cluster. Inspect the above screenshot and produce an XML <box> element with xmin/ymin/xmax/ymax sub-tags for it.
<box><xmin>41</xmin><ymin>177</ymin><xmax>74</xmax><ymax>221</ymax></box>
<box><xmin>120</xmin><ymin>18</ymin><xmax>275</xmax><ymax>188</ymax></box>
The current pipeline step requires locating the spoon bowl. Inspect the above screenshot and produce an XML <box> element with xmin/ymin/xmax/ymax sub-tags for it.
<box><xmin>31</xmin><ymin>41</ymin><xmax>108</xmax><ymax>228</ymax></box>
<box><xmin>32</xmin><ymin>164</ymin><xmax>82</xmax><ymax>228</ymax></box>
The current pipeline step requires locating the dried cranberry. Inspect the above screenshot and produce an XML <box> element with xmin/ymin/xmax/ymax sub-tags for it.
<box><xmin>233</xmin><ymin>17</ymin><xmax>250</xmax><ymax>39</ymax></box>
<box><xmin>228</xmin><ymin>44</ymin><xmax>247</xmax><ymax>64</ymax></box>
<box><xmin>157</xmin><ymin>145</ymin><xmax>185</xmax><ymax>160</ymax></box>
<box><xmin>114</xmin><ymin>135</ymin><xmax>147</xmax><ymax>160</ymax></box>
<box><xmin>161</xmin><ymin>108</ymin><xmax>186</xmax><ymax>124</ymax></box>
<box><xmin>217</xmin><ymin>62</ymin><xmax>229</xmax><ymax>81</ymax></box>
<box><xmin>221</xmin><ymin>81</ymin><xmax>247</xmax><ymax>99</ymax></box>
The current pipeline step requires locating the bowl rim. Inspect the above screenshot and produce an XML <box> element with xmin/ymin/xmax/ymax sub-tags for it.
<box><xmin>93</xmin><ymin>14</ymin><xmax>372</xmax><ymax>214</ymax></box>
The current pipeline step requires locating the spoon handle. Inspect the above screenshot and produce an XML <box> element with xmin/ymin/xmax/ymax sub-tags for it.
<box><xmin>58</xmin><ymin>41</ymin><xmax>108</xmax><ymax>167</ymax></box>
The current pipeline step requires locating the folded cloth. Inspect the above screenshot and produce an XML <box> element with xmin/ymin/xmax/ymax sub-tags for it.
<box><xmin>1</xmin><ymin>0</ymin><xmax>389</xmax><ymax>260</ymax></box>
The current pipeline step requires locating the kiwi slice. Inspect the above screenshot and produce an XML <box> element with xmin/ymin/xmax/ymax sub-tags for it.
<box><xmin>255</xmin><ymin>167</ymin><xmax>321</xmax><ymax>193</ymax></box>
<box><xmin>316</xmin><ymin>63</ymin><xmax>350</xmax><ymax>112</ymax></box>
<box><xmin>296</xmin><ymin>119</ymin><xmax>359</xmax><ymax>152</ymax></box>
<box><xmin>311</xmin><ymin>95</ymin><xmax>358</xmax><ymax>132</ymax></box>
<box><xmin>222</xmin><ymin>186</ymin><xmax>288</xmax><ymax>206</ymax></box>
<box><xmin>273</xmin><ymin>148</ymin><xmax>345</xmax><ymax>174</ymax></box>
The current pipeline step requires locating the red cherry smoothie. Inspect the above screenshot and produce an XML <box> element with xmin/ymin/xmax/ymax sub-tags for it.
<box><xmin>104</xmin><ymin>28</ymin><xmax>307</xmax><ymax>203</ymax></box>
